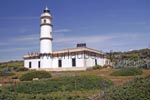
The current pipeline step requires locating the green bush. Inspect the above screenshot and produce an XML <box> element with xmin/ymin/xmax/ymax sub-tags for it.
<box><xmin>1</xmin><ymin>66</ymin><xmax>17</xmax><ymax>72</ymax></box>
<box><xmin>12</xmin><ymin>75</ymin><xmax>113</xmax><ymax>94</ymax></box>
<box><xmin>110</xmin><ymin>67</ymin><xmax>143</xmax><ymax>76</ymax></box>
<box><xmin>93</xmin><ymin>65</ymin><xmax>103</xmax><ymax>70</ymax></box>
<box><xmin>16</xmin><ymin>67</ymin><xmax>28</xmax><ymax>72</ymax></box>
<box><xmin>0</xmin><ymin>89</ymin><xmax>16</xmax><ymax>100</ymax></box>
<box><xmin>15</xmin><ymin>93</ymin><xmax>88</xmax><ymax>100</ymax></box>
<box><xmin>103</xmin><ymin>75</ymin><xmax>150</xmax><ymax>100</ymax></box>
<box><xmin>20</xmin><ymin>71</ymin><xmax>51</xmax><ymax>81</ymax></box>
<box><xmin>0</xmin><ymin>70</ymin><xmax>14</xmax><ymax>77</ymax></box>
<box><xmin>0</xmin><ymin>66</ymin><xmax>27</xmax><ymax>72</ymax></box>
<box><xmin>0</xmin><ymin>75</ymin><xmax>113</xmax><ymax>99</ymax></box>
<box><xmin>0</xmin><ymin>61</ymin><xmax>23</xmax><ymax>68</ymax></box>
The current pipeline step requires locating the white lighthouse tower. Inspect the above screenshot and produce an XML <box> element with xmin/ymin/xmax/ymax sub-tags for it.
<box><xmin>40</xmin><ymin>7</ymin><xmax>53</xmax><ymax>68</ymax></box>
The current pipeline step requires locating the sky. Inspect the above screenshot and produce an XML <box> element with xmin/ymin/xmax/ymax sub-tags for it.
<box><xmin>0</xmin><ymin>0</ymin><xmax>150</xmax><ymax>62</ymax></box>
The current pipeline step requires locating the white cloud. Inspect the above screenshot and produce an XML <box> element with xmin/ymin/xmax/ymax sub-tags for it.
<box><xmin>0</xmin><ymin>42</ymin><xmax>9</xmax><ymax>46</ymax></box>
<box><xmin>54</xmin><ymin>29</ymin><xmax>72</xmax><ymax>33</ymax></box>
<box><xmin>0</xmin><ymin>28</ymin><xmax>72</xmax><ymax>47</ymax></box>
<box><xmin>0</xmin><ymin>45</ymin><xmax>39</xmax><ymax>53</ymax></box>
<box><xmin>0</xmin><ymin>47</ymin><xmax>28</xmax><ymax>52</ymax></box>
<box><xmin>0</xmin><ymin>16</ymin><xmax>38</xmax><ymax>20</ymax></box>
<box><xmin>54</xmin><ymin>32</ymin><xmax>143</xmax><ymax>44</ymax></box>
<box><xmin>0</xmin><ymin>34</ymin><xmax>39</xmax><ymax>46</ymax></box>
<box><xmin>0</xmin><ymin>32</ymin><xmax>149</xmax><ymax>62</ymax></box>
<box><xmin>12</xmin><ymin>34</ymin><xmax>39</xmax><ymax>42</ymax></box>
<box><xmin>54</xmin><ymin>35</ymin><xmax>114</xmax><ymax>44</ymax></box>
<box><xmin>53</xmin><ymin>32</ymin><xmax>150</xmax><ymax>51</ymax></box>
<box><xmin>0</xmin><ymin>32</ymin><xmax>149</xmax><ymax>53</ymax></box>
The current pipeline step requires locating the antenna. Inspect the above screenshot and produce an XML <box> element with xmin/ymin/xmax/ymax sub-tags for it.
<box><xmin>42</xmin><ymin>0</ymin><xmax>48</xmax><ymax>8</ymax></box>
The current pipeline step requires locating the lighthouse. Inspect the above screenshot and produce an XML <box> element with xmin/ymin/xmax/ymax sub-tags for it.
<box><xmin>24</xmin><ymin>7</ymin><xmax>109</xmax><ymax>71</ymax></box>
<box><xmin>40</xmin><ymin>7</ymin><xmax>53</xmax><ymax>68</ymax></box>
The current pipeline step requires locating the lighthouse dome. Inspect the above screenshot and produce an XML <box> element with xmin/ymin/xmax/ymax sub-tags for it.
<box><xmin>41</xmin><ymin>7</ymin><xmax>52</xmax><ymax>18</ymax></box>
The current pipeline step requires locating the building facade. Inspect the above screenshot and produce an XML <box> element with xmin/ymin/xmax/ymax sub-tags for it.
<box><xmin>23</xmin><ymin>7</ymin><xmax>110</xmax><ymax>71</ymax></box>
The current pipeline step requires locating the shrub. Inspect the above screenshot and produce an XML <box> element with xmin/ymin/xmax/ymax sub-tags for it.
<box><xmin>15</xmin><ymin>92</ymin><xmax>88</xmax><ymax>100</ymax></box>
<box><xmin>11</xmin><ymin>76</ymin><xmax>18</xmax><ymax>79</ymax></box>
<box><xmin>103</xmin><ymin>75</ymin><xmax>150</xmax><ymax>100</ymax></box>
<box><xmin>0</xmin><ymin>61</ymin><xmax>23</xmax><ymax>68</ymax></box>
<box><xmin>0</xmin><ymin>70</ymin><xmax>14</xmax><ymax>77</ymax></box>
<box><xmin>93</xmin><ymin>65</ymin><xmax>103</xmax><ymax>70</ymax></box>
<box><xmin>1</xmin><ymin>66</ymin><xmax>16</xmax><ymax>72</ymax></box>
<box><xmin>0</xmin><ymin>89</ymin><xmax>16</xmax><ymax>100</ymax></box>
<box><xmin>0</xmin><ymin>66</ymin><xmax>24</xmax><ymax>72</ymax></box>
<box><xmin>20</xmin><ymin>71</ymin><xmax>51</xmax><ymax>81</ymax></box>
<box><xmin>13</xmin><ymin>75</ymin><xmax>113</xmax><ymax>94</ymax></box>
<box><xmin>110</xmin><ymin>67</ymin><xmax>143</xmax><ymax>76</ymax></box>
<box><xmin>16</xmin><ymin>67</ymin><xmax>28</xmax><ymax>72</ymax></box>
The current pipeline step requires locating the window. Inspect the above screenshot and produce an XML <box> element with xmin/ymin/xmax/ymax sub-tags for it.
<box><xmin>38</xmin><ymin>61</ymin><xmax>40</xmax><ymax>68</ymax></box>
<box><xmin>29</xmin><ymin>62</ymin><xmax>32</xmax><ymax>68</ymax></box>
<box><xmin>95</xmin><ymin>59</ymin><xmax>97</xmax><ymax>66</ymax></box>
<box><xmin>44</xmin><ymin>19</ymin><xmax>46</xmax><ymax>23</ymax></box>
<box><xmin>72</xmin><ymin>58</ymin><xmax>76</xmax><ymax>67</ymax></box>
<box><xmin>58</xmin><ymin>59</ymin><xmax>62</xmax><ymax>67</ymax></box>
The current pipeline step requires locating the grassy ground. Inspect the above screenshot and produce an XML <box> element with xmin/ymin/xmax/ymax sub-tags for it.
<box><xmin>51</xmin><ymin>68</ymin><xmax>150</xmax><ymax>85</ymax></box>
<box><xmin>0</xmin><ymin>68</ymin><xmax>150</xmax><ymax>100</ymax></box>
<box><xmin>16</xmin><ymin>89</ymin><xmax>101</xmax><ymax>99</ymax></box>
<box><xmin>0</xmin><ymin>61</ymin><xmax>23</xmax><ymax>68</ymax></box>
<box><xmin>0</xmin><ymin>68</ymin><xmax>150</xmax><ymax>86</ymax></box>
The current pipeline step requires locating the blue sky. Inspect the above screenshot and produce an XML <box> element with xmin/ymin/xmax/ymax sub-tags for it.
<box><xmin>0</xmin><ymin>0</ymin><xmax>150</xmax><ymax>62</ymax></box>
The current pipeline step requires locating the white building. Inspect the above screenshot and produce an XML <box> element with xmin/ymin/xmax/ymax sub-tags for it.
<box><xmin>24</xmin><ymin>7</ymin><xmax>110</xmax><ymax>71</ymax></box>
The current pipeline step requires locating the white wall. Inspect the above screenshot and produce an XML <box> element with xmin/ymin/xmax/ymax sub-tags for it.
<box><xmin>24</xmin><ymin>59</ymin><xmax>40</xmax><ymax>69</ymax></box>
<box><xmin>86</xmin><ymin>57</ymin><xmax>95</xmax><ymax>68</ymax></box>
<box><xmin>85</xmin><ymin>54</ymin><xmax>105</xmax><ymax>68</ymax></box>
<box><xmin>98</xmin><ymin>58</ymin><xmax>105</xmax><ymax>66</ymax></box>
<box><xmin>40</xmin><ymin>39</ymin><xmax>52</xmax><ymax>53</ymax></box>
<box><xmin>24</xmin><ymin>53</ymin><xmax>108</xmax><ymax>71</ymax></box>
<box><xmin>41</xmin><ymin>18</ymin><xmax>52</xmax><ymax>25</ymax></box>
<box><xmin>40</xmin><ymin>56</ymin><xmax>52</xmax><ymax>69</ymax></box>
<box><xmin>40</xmin><ymin>17</ymin><xmax>52</xmax><ymax>54</ymax></box>
<box><xmin>40</xmin><ymin>26</ymin><xmax>52</xmax><ymax>38</ymax></box>
<box><xmin>52</xmin><ymin>54</ymin><xmax>84</xmax><ymax>68</ymax></box>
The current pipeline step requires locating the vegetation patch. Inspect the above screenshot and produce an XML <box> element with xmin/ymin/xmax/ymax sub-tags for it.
<box><xmin>0</xmin><ymin>61</ymin><xmax>23</xmax><ymax>68</ymax></box>
<box><xmin>110</xmin><ymin>67</ymin><xmax>143</xmax><ymax>76</ymax></box>
<box><xmin>102</xmin><ymin>75</ymin><xmax>150</xmax><ymax>100</ymax></box>
<box><xmin>20</xmin><ymin>71</ymin><xmax>51</xmax><ymax>81</ymax></box>
<box><xmin>0</xmin><ymin>70</ymin><xmax>14</xmax><ymax>77</ymax></box>
<box><xmin>0</xmin><ymin>66</ymin><xmax>28</xmax><ymax>74</ymax></box>
<box><xmin>92</xmin><ymin>65</ymin><xmax>103</xmax><ymax>70</ymax></box>
<box><xmin>0</xmin><ymin>75</ymin><xmax>112</xmax><ymax>99</ymax></box>
<box><xmin>106</xmin><ymin>48</ymin><xmax>150</xmax><ymax>69</ymax></box>
<box><xmin>10</xmin><ymin>75</ymin><xmax>113</xmax><ymax>94</ymax></box>
<box><xmin>15</xmin><ymin>67</ymin><xmax>28</xmax><ymax>72</ymax></box>
<box><xmin>0</xmin><ymin>90</ymin><xmax>97</xmax><ymax>100</ymax></box>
